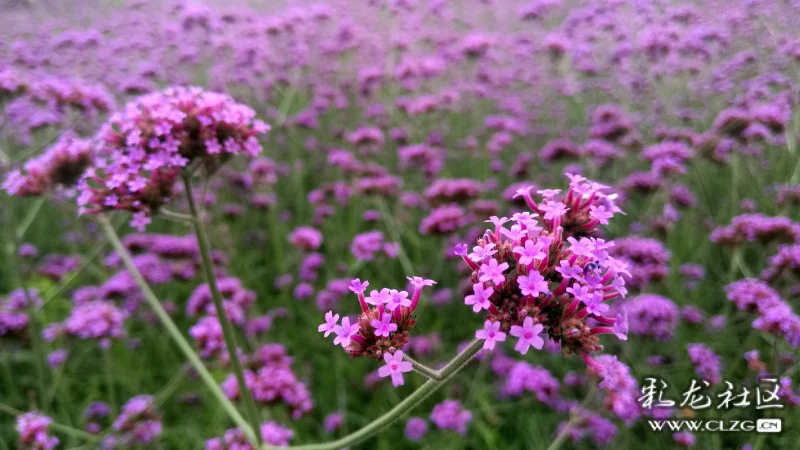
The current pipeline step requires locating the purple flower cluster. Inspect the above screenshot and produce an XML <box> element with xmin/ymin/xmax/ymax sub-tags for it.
<box><xmin>608</xmin><ymin>237</ymin><xmax>671</xmax><ymax>289</ymax></box>
<box><xmin>49</xmin><ymin>300</ymin><xmax>128</xmax><ymax>349</ymax></box>
<box><xmin>711</xmin><ymin>214</ymin><xmax>800</xmax><ymax>246</ymax></box>
<box><xmin>3</xmin><ymin>132</ymin><xmax>93</xmax><ymax>196</ymax></box>
<box><xmin>726</xmin><ymin>279</ymin><xmax>800</xmax><ymax>347</ymax></box>
<box><xmin>623</xmin><ymin>294</ymin><xmax>679</xmax><ymax>341</ymax></box>
<box><xmin>16</xmin><ymin>411</ymin><xmax>59</xmax><ymax>450</ymax></box>
<box><xmin>319</xmin><ymin>277</ymin><xmax>436</xmax><ymax>386</ymax></box>
<box><xmin>76</xmin><ymin>86</ymin><xmax>269</xmax><ymax>230</ymax></box>
<box><xmin>456</xmin><ymin>174</ymin><xmax>629</xmax><ymax>371</ymax></box>
<box><xmin>687</xmin><ymin>343</ymin><xmax>723</xmax><ymax>385</ymax></box>
<box><xmin>429</xmin><ymin>399</ymin><xmax>472</xmax><ymax>435</ymax></box>
<box><xmin>222</xmin><ymin>344</ymin><xmax>312</xmax><ymax>419</ymax></box>
<box><xmin>206</xmin><ymin>421</ymin><xmax>294</xmax><ymax>449</ymax></box>
<box><xmin>349</xmin><ymin>230</ymin><xmax>398</xmax><ymax>261</ymax></box>
<box><xmin>288</xmin><ymin>226</ymin><xmax>323</xmax><ymax>251</ymax></box>
<box><xmin>0</xmin><ymin>288</ymin><xmax>41</xmax><ymax>337</ymax></box>
<box><xmin>187</xmin><ymin>277</ymin><xmax>256</xmax><ymax>326</ymax></box>
<box><xmin>419</xmin><ymin>204</ymin><xmax>471</xmax><ymax>235</ymax></box>
<box><xmin>110</xmin><ymin>395</ymin><xmax>163</xmax><ymax>446</ymax></box>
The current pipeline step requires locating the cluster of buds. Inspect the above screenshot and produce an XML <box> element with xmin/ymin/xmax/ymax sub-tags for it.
<box><xmin>319</xmin><ymin>277</ymin><xmax>436</xmax><ymax>386</ymax></box>
<box><xmin>513</xmin><ymin>173</ymin><xmax>622</xmax><ymax>238</ymax></box>
<box><xmin>76</xmin><ymin>86</ymin><xmax>269</xmax><ymax>230</ymax></box>
<box><xmin>456</xmin><ymin>174</ymin><xmax>629</xmax><ymax>371</ymax></box>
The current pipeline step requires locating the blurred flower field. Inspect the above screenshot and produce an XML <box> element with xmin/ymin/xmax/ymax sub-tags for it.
<box><xmin>1</xmin><ymin>0</ymin><xmax>800</xmax><ymax>449</ymax></box>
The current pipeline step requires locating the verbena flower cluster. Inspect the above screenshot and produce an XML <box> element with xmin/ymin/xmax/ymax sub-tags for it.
<box><xmin>455</xmin><ymin>174</ymin><xmax>629</xmax><ymax>371</ymax></box>
<box><xmin>2</xmin><ymin>132</ymin><xmax>94</xmax><ymax>197</ymax></box>
<box><xmin>16</xmin><ymin>411</ymin><xmax>59</xmax><ymax>450</ymax></box>
<box><xmin>76</xmin><ymin>86</ymin><xmax>269</xmax><ymax>230</ymax></box>
<box><xmin>319</xmin><ymin>277</ymin><xmax>436</xmax><ymax>386</ymax></box>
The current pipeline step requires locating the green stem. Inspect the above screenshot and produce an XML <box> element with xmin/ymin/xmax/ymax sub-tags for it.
<box><xmin>403</xmin><ymin>355</ymin><xmax>440</xmax><ymax>380</ymax></box>
<box><xmin>97</xmin><ymin>215</ymin><xmax>257</xmax><ymax>444</ymax></box>
<box><xmin>281</xmin><ymin>339</ymin><xmax>485</xmax><ymax>450</ymax></box>
<box><xmin>103</xmin><ymin>349</ymin><xmax>117</xmax><ymax>414</ymax></box>
<box><xmin>182</xmin><ymin>175</ymin><xmax>263</xmax><ymax>446</ymax></box>
<box><xmin>545</xmin><ymin>385</ymin><xmax>596</xmax><ymax>450</ymax></box>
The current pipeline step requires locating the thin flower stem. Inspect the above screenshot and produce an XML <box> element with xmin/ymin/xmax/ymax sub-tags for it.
<box><xmin>0</xmin><ymin>402</ymin><xmax>99</xmax><ymax>443</ymax></box>
<box><xmin>545</xmin><ymin>385</ymin><xmax>596</xmax><ymax>450</ymax></box>
<box><xmin>183</xmin><ymin>175</ymin><xmax>263</xmax><ymax>446</ymax></box>
<box><xmin>103</xmin><ymin>349</ymin><xmax>117</xmax><ymax>414</ymax></box>
<box><xmin>281</xmin><ymin>339</ymin><xmax>485</xmax><ymax>450</ymax></box>
<box><xmin>97</xmin><ymin>215</ymin><xmax>258</xmax><ymax>444</ymax></box>
<box><xmin>403</xmin><ymin>355</ymin><xmax>441</xmax><ymax>380</ymax></box>
<box><xmin>159</xmin><ymin>208</ymin><xmax>196</xmax><ymax>223</ymax></box>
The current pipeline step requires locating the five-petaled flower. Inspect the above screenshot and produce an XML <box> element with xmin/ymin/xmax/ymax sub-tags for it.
<box><xmin>371</xmin><ymin>313</ymin><xmax>398</xmax><ymax>338</ymax></box>
<box><xmin>378</xmin><ymin>350</ymin><xmax>413</xmax><ymax>387</ymax></box>
<box><xmin>464</xmin><ymin>283</ymin><xmax>494</xmax><ymax>313</ymax></box>
<box><xmin>318</xmin><ymin>311</ymin><xmax>339</xmax><ymax>337</ymax></box>
<box><xmin>333</xmin><ymin>317</ymin><xmax>359</xmax><ymax>348</ymax></box>
<box><xmin>386</xmin><ymin>290</ymin><xmax>411</xmax><ymax>311</ymax></box>
<box><xmin>479</xmin><ymin>259</ymin><xmax>509</xmax><ymax>286</ymax></box>
<box><xmin>475</xmin><ymin>320</ymin><xmax>506</xmax><ymax>350</ymax></box>
<box><xmin>518</xmin><ymin>272</ymin><xmax>549</xmax><ymax>297</ymax></box>
<box><xmin>509</xmin><ymin>317</ymin><xmax>544</xmax><ymax>355</ymax></box>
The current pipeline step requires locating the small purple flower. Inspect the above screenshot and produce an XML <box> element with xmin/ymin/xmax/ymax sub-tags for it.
<box><xmin>509</xmin><ymin>317</ymin><xmax>544</xmax><ymax>355</ymax></box>
<box><xmin>333</xmin><ymin>317</ymin><xmax>359</xmax><ymax>348</ymax></box>
<box><xmin>47</xmin><ymin>349</ymin><xmax>69</xmax><ymax>368</ymax></box>
<box><xmin>385</xmin><ymin>290</ymin><xmax>411</xmax><ymax>311</ymax></box>
<box><xmin>323</xmin><ymin>413</ymin><xmax>344</xmax><ymax>433</ymax></box>
<box><xmin>476</xmin><ymin>320</ymin><xmax>507</xmax><ymax>350</ymax></box>
<box><xmin>518</xmin><ymin>272</ymin><xmax>549</xmax><ymax>297</ymax></box>
<box><xmin>513</xmin><ymin>240</ymin><xmax>546</xmax><ymax>266</ymax></box>
<box><xmin>405</xmin><ymin>417</ymin><xmax>428</xmax><ymax>442</ymax></box>
<box><xmin>479</xmin><ymin>259</ymin><xmax>509</xmax><ymax>286</ymax></box>
<box><xmin>318</xmin><ymin>311</ymin><xmax>339</xmax><ymax>337</ymax></box>
<box><xmin>349</xmin><ymin>279</ymin><xmax>369</xmax><ymax>294</ymax></box>
<box><xmin>371</xmin><ymin>313</ymin><xmax>398</xmax><ymax>338</ymax></box>
<box><xmin>464</xmin><ymin>283</ymin><xmax>494</xmax><ymax>313</ymax></box>
<box><xmin>378</xmin><ymin>350</ymin><xmax>413</xmax><ymax>387</ymax></box>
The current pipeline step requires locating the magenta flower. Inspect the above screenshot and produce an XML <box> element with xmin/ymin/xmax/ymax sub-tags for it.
<box><xmin>366</xmin><ymin>288</ymin><xmax>391</xmax><ymax>306</ymax></box>
<box><xmin>479</xmin><ymin>259</ymin><xmax>509</xmax><ymax>286</ymax></box>
<box><xmin>469</xmin><ymin>243</ymin><xmax>497</xmax><ymax>261</ymax></box>
<box><xmin>406</xmin><ymin>277</ymin><xmax>436</xmax><ymax>287</ymax></box>
<box><xmin>475</xmin><ymin>320</ymin><xmax>506</xmax><ymax>350</ymax></box>
<box><xmin>130</xmin><ymin>211</ymin><xmax>152</xmax><ymax>232</ymax></box>
<box><xmin>510</xmin><ymin>317</ymin><xmax>544</xmax><ymax>355</ymax></box>
<box><xmin>378</xmin><ymin>350</ymin><xmax>413</xmax><ymax>387</ymax></box>
<box><xmin>333</xmin><ymin>317</ymin><xmax>359</xmax><ymax>348</ymax></box>
<box><xmin>583</xmin><ymin>292</ymin><xmax>609</xmax><ymax>316</ymax></box>
<box><xmin>514</xmin><ymin>240</ymin><xmax>546</xmax><ymax>267</ymax></box>
<box><xmin>371</xmin><ymin>313</ymin><xmax>398</xmax><ymax>338</ymax></box>
<box><xmin>385</xmin><ymin>290</ymin><xmax>411</xmax><ymax>311</ymax></box>
<box><xmin>540</xmin><ymin>201</ymin><xmax>569</xmax><ymax>220</ymax></box>
<box><xmin>518</xmin><ymin>272</ymin><xmax>549</xmax><ymax>297</ymax></box>
<box><xmin>555</xmin><ymin>260</ymin><xmax>583</xmax><ymax>280</ymax></box>
<box><xmin>613</xmin><ymin>312</ymin><xmax>628</xmax><ymax>340</ymax></box>
<box><xmin>589</xmin><ymin>204</ymin><xmax>614</xmax><ymax>225</ymax></box>
<box><xmin>349</xmin><ymin>279</ymin><xmax>369</xmax><ymax>294</ymax></box>
<box><xmin>318</xmin><ymin>311</ymin><xmax>339</xmax><ymax>338</ymax></box>
<box><xmin>500</xmin><ymin>225</ymin><xmax>525</xmax><ymax>242</ymax></box>
<box><xmin>566</xmin><ymin>283</ymin><xmax>591</xmax><ymax>302</ymax></box>
<box><xmin>464</xmin><ymin>283</ymin><xmax>494</xmax><ymax>313</ymax></box>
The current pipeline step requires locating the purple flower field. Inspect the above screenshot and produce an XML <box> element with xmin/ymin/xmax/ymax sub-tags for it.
<box><xmin>1</xmin><ymin>0</ymin><xmax>799</xmax><ymax>448</ymax></box>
